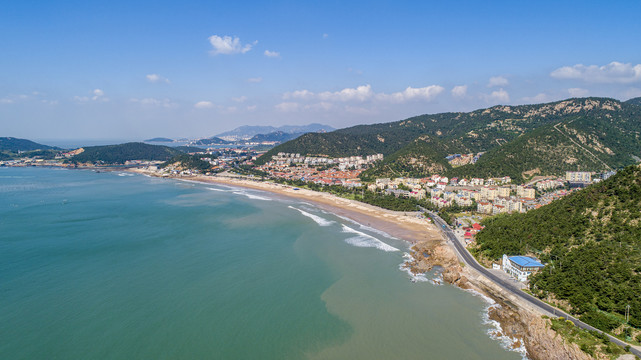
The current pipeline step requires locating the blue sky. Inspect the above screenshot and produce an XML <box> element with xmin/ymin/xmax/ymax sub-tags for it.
<box><xmin>1</xmin><ymin>0</ymin><xmax>641</xmax><ymax>141</ymax></box>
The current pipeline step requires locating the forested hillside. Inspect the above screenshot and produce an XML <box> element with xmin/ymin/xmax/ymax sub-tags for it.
<box><xmin>70</xmin><ymin>142</ymin><xmax>183</xmax><ymax>164</ymax></box>
<box><xmin>474</xmin><ymin>165</ymin><xmax>641</xmax><ymax>330</ymax></box>
<box><xmin>256</xmin><ymin>98</ymin><xmax>641</xmax><ymax>181</ymax></box>
<box><xmin>0</xmin><ymin>137</ymin><xmax>56</xmax><ymax>152</ymax></box>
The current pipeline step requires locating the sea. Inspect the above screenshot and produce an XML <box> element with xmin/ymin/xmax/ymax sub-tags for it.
<box><xmin>0</xmin><ymin>167</ymin><xmax>525</xmax><ymax>359</ymax></box>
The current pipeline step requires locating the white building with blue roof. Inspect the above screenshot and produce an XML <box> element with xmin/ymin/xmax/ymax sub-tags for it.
<box><xmin>502</xmin><ymin>254</ymin><xmax>545</xmax><ymax>282</ymax></box>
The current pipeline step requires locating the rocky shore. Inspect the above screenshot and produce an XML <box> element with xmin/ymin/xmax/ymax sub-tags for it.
<box><xmin>406</xmin><ymin>240</ymin><xmax>593</xmax><ymax>360</ymax></box>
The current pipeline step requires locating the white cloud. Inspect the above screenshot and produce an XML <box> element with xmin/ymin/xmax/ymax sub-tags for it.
<box><xmin>146</xmin><ymin>74</ymin><xmax>170</xmax><ymax>83</ymax></box>
<box><xmin>0</xmin><ymin>98</ymin><xmax>14</xmax><ymax>104</ymax></box>
<box><xmin>131</xmin><ymin>98</ymin><xmax>177</xmax><ymax>108</ymax></box>
<box><xmin>550</xmin><ymin>61</ymin><xmax>641</xmax><ymax>83</ymax></box>
<box><xmin>246</xmin><ymin>105</ymin><xmax>257</xmax><ymax>111</ymax></box>
<box><xmin>488</xmin><ymin>76</ymin><xmax>509</xmax><ymax>87</ymax></box>
<box><xmin>323</xmin><ymin>33</ymin><xmax>329</xmax><ymax>39</ymax></box>
<box><xmin>232</xmin><ymin>96</ymin><xmax>247</xmax><ymax>103</ymax></box>
<box><xmin>194</xmin><ymin>101</ymin><xmax>214</xmax><ymax>109</ymax></box>
<box><xmin>568</xmin><ymin>88</ymin><xmax>589</xmax><ymax>97</ymax></box>
<box><xmin>91</xmin><ymin>89</ymin><xmax>107</xmax><ymax>101</ymax></box>
<box><xmin>208</xmin><ymin>35</ymin><xmax>255</xmax><ymax>55</ymax></box>
<box><xmin>281</xmin><ymin>84</ymin><xmax>444</xmax><ymax>109</ymax></box>
<box><xmin>318</xmin><ymin>85</ymin><xmax>374</xmax><ymax>102</ymax></box>
<box><xmin>283</xmin><ymin>89</ymin><xmax>315</xmax><ymax>100</ymax></box>
<box><xmin>451</xmin><ymin>85</ymin><xmax>468</xmax><ymax>98</ymax></box>
<box><xmin>264</xmin><ymin>50</ymin><xmax>280</xmax><ymax>58</ymax></box>
<box><xmin>73</xmin><ymin>89</ymin><xmax>107</xmax><ymax>102</ymax></box>
<box><xmin>378</xmin><ymin>85</ymin><xmax>445</xmax><ymax>103</ymax></box>
<box><xmin>275</xmin><ymin>102</ymin><xmax>300</xmax><ymax>112</ymax></box>
<box><xmin>484</xmin><ymin>88</ymin><xmax>510</xmax><ymax>103</ymax></box>
<box><xmin>247</xmin><ymin>77</ymin><xmax>262</xmax><ymax>83</ymax></box>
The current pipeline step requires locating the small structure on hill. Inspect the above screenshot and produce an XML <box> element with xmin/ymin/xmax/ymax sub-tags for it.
<box><xmin>502</xmin><ymin>255</ymin><xmax>545</xmax><ymax>282</ymax></box>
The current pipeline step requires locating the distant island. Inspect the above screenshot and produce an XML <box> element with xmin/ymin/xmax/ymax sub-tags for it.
<box><xmin>144</xmin><ymin>137</ymin><xmax>175</xmax><ymax>142</ymax></box>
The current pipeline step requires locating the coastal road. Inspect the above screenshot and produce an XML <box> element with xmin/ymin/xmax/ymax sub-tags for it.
<box><xmin>426</xmin><ymin>211</ymin><xmax>641</xmax><ymax>357</ymax></box>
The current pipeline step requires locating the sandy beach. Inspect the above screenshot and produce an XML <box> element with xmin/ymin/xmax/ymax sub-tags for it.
<box><xmin>129</xmin><ymin>169</ymin><xmax>443</xmax><ymax>245</ymax></box>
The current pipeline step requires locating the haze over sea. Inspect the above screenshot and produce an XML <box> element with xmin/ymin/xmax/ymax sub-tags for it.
<box><xmin>1</xmin><ymin>167</ymin><xmax>522</xmax><ymax>359</ymax></box>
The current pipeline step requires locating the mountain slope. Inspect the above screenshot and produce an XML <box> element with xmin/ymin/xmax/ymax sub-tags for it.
<box><xmin>258</xmin><ymin>98</ymin><xmax>641</xmax><ymax>179</ymax></box>
<box><xmin>474</xmin><ymin>165</ymin><xmax>641</xmax><ymax>329</ymax></box>
<box><xmin>360</xmin><ymin>135</ymin><xmax>453</xmax><ymax>180</ymax></box>
<box><xmin>0</xmin><ymin>137</ymin><xmax>56</xmax><ymax>152</ymax></box>
<box><xmin>70</xmin><ymin>142</ymin><xmax>182</xmax><ymax>164</ymax></box>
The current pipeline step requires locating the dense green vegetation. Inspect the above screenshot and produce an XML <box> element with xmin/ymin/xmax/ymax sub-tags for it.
<box><xmin>625</xmin><ymin>96</ymin><xmax>641</xmax><ymax>107</ymax></box>
<box><xmin>70</xmin><ymin>142</ymin><xmax>182</xmax><ymax>164</ymax></box>
<box><xmin>360</xmin><ymin>135</ymin><xmax>453</xmax><ymax>180</ymax></box>
<box><xmin>0</xmin><ymin>137</ymin><xmax>56</xmax><ymax>152</ymax></box>
<box><xmin>161</xmin><ymin>154</ymin><xmax>214</xmax><ymax>171</ymax></box>
<box><xmin>474</xmin><ymin>165</ymin><xmax>641</xmax><ymax>330</ymax></box>
<box><xmin>257</xmin><ymin>98</ymin><xmax>641</xmax><ymax>181</ymax></box>
<box><xmin>191</xmin><ymin>137</ymin><xmax>231</xmax><ymax>146</ymax></box>
<box><xmin>546</xmin><ymin>316</ymin><xmax>628</xmax><ymax>359</ymax></box>
<box><xmin>173</xmin><ymin>146</ymin><xmax>207</xmax><ymax>153</ymax></box>
<box><xmin>247</xmin><ymin>131</ymin><xmax>302</xmax><ymax>143</ymax></box>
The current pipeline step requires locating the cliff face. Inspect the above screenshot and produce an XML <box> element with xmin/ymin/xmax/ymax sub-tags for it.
<box><xmin>408</xmin><ymin>240</ymin><xmax>592</xmax><ymax>360</ymax></box>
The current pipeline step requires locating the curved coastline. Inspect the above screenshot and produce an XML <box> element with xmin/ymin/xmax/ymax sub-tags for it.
<box><xmin>127</xmin><ymin>169</ymin><xmax>594</xmax><ymax>360</ymax></box>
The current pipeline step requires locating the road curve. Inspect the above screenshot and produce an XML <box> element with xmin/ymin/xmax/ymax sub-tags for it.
<box><xmin>427</xmin><ymin>211</ymin><xmax>641</xmax><ymax>357</ymax></box>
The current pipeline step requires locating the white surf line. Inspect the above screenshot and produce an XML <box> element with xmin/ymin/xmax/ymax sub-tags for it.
<box><xmin>288</xmin><ymin>206</ymin><xmax>335</xmax><ymax>226</ymax></box>
<box><xmin>334</xmin><ymin>213</ymin><xmax>400</xmax><ymax>241</ymax></box>
<box><xmin>341</xmin><ymin>224</ymin><xmax>399</xmax><ymax>252</ymax></box>
<box><xmin>465</xmin><ymin>289</ymin><xmax>528</xmax><ymax>359</ymax></box>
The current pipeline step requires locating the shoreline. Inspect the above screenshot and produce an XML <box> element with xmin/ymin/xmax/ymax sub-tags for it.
<box><xmin>128</xmin><ymin>168</ymin><xmax>592</xmax><ymax>360</ymax></box>
<box><xmin>130</xmin><ymin>169</ymin><xmax>441</xmax><ymax>245</ymax></box>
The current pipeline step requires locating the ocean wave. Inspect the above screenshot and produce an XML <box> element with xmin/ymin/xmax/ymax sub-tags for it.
<box><xmin>233</xmin><ymin>191</ymin><xmax>271</xmax><ymax>201</ymax></box>
<box><xmin>341</xmin><ymin>225</ymin><xmax>399</xmax><ymax>252</ymax></box>
<box><xmin>117</xmin><ymin>172</ymin><xmax>134</xmax><ymax>177</ymax></box>
<box><xmin>465</xmin><ymin>289</ymin><xmax>528</xmax><ymax>359</ymax></box>
<box><xmin>399</xmin><ymin>252</ymin><xmax>430</xmax><ymax>282</ymax></box>
<box><xmin>289</xmin><ymin>206</ymin><xmax>334</xmax><ymax>226</ymax></box>
<box><xmin>334</xmin><ymin>214</ymin><xmax>400</xmax><ymax>241</ymax></box>
<box><xmin>207</xmin><ymin>187</ymin><xmax>227</xmax><ymax>192</ymax></box>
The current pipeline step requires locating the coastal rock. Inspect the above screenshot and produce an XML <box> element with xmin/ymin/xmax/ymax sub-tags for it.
<box><xmin>410</xmin><ymin>239</ymin><xmax>594</xmax><ymax>360</ymax></box>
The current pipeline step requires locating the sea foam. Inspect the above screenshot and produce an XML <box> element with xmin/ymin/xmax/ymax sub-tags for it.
<box><xmin>289</xmin><ymin>206</ymin><xmax>334</xmax><ymax>226</ymax></box>
<box><xmin>341</xmin><ymin>225</ymin><xmax>399</xmax><ymax>252</ymax></box>
<box><xmin>233</xmin><ymin>191</ymin><xmax>272</xmax><ymax>201</ymax></box>
<box><xmin>465</xmin><ymin>289</ymin><xmax>529</xmax><ymax>359</ymax></box>
<box><xmin>334</xmin><ymin>214</ymin><xmax>400</xmax><ymax>241</ymax></box>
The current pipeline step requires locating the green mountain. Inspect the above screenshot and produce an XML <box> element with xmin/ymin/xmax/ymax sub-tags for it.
<box><xmin>360</xmin><ymin>135</ymin><xmax>453</xmax><ymax>180</ymax></box>
<box><xmin>625</xmin><ymin>96</ymin><xmax>641</xmax><ymax>107</ymax></box>
<box><xmin>70</xmin><ymin>142</ymin><xmax>182</xmax><ymax>164</ymax></box>
<box><xmin>256</xmin><ymin>98</ymin><xmax>641</xmax><ymax>181</ymax></box>
<box><xmin>247</xmin><ymin>131</ymin><xmax>303</xmax><ymax>143</ymax></box>
<box><xmin>191</xmin><ymin>137</ymin><xmax>231</xmax><ymax>146</ymax></box>
<box><xmin>475</xmin><ymin>165</ymin><xmax>641</xmax><ymax>330</ymax></box>
<box><xmin>0</xmin><ymin>137</ymin><xmax>56</xmax><ymax>152</ymax></box>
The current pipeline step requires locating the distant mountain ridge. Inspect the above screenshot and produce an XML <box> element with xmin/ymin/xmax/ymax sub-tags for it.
<box><xmin>216</xmin><ymin>123</ymin><xmax>334</xmax><ymax>140</ymax></box>
<box><xmin>258</xmin><ymin>97</ymin><xmax>641</xmax><ymax>182</ymax></box>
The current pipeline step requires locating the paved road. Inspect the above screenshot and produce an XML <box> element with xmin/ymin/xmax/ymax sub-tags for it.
<box><xmin>426</xmin><ymin>211</ymin><xmax>641</xmax><ymax>357</ymax></box>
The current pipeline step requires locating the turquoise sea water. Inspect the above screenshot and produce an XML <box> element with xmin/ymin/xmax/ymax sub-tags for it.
<box><xmin>0</xmin><ymin>167</ymin><xmax>523</xmax><ymax>359</ymax></box>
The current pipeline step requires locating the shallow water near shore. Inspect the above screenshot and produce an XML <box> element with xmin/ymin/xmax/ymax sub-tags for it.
<box><xmin>0</xmin><ymin>167</ymin><xmax>522</xmax><ymax>359</ymax></box>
